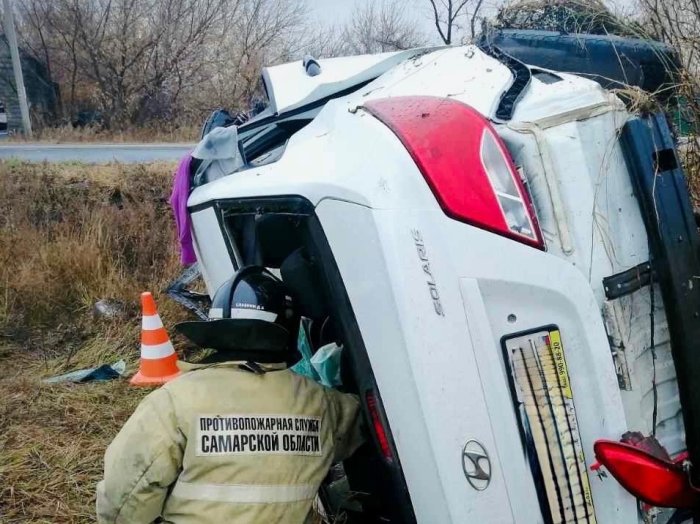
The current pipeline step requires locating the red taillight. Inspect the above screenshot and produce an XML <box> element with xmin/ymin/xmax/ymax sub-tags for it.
<box><xmin>594</xmin><ymin>440</ymin><xmax>700</xmax><ymax>509</ymax></box>
<box><xmin>366</xmin><ymin>390</ymin><xmax>393</xmax><ymax>463</ymax></box>
<box><xmin>363</xmin><ymin>96</ymin><xmax>544</xmax><ymax>249</ymax></box>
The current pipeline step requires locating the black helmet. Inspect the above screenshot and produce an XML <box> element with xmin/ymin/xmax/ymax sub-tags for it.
<box><xmin>175</xmin><ymin>266</ymin><xmax>298</xmax><ymax>363</ymax></box>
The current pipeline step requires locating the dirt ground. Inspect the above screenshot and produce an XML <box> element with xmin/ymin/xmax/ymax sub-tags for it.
<box><xmin>0</xmin><ymin>354</ymin><xmax>146</xmax><ymax>523</ymax></box>
<box><xmin>0</xmin><ymin>160</ymin><xmax>195</xmax><ymax>523</ymax></box>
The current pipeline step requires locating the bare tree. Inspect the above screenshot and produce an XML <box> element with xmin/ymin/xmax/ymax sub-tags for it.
<box><xmin>191</xmin><ymin>0</ymin><xmax>308</xmax><ymax>112</ymax></box>
<box><xmin>639</xmin><ymin>0</ymin><xmax>700</xmax><ymax>75</ymax></box>
<box><xmin>16</xmin><ymin>0</ymin><xmax>54</xmax><ymax>88</ymax></box>
<box><xmin>341</xmin><ymin>0</ymin><xmax>427</xmax><ymax>55</ymax></box>
<box><xmin>636</xmin><ymin>0</ymin><xmax>700</xmax><ymax>136</ymax></box>
<box><xmin>427</xmin><ymin>0</ymin><xmax>486</xmax><ymax>43</ymax></box>
<box><xmin>17</xmin><ymin>0</ymin><xmax>313</xmax><ymax>128</ymax></box>
<box><xmin>302</xmin><ymin>25</ymin><xmax>350</xmax><ymax>59</ymax></box>
<box><xmin>18</xmin><ymin>0</ymin><xmax>229</xmax><ymax>125</ymax></box>
<box><xmin>69</xmin><ymin>0</ymin><xmax>232</xmax><ymax>126</ymax></box>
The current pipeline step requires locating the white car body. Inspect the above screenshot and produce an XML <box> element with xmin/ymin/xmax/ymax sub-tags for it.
<box><xmin>187</xmin><ymin>46</ymin><xmax>688</xmax><ymax>523</ymax></box>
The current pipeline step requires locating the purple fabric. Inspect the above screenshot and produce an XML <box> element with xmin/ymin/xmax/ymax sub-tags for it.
<box><xmin>170</xmin><ymin>153</ymin><xmax>197</xmax><ymax>265</ymax></box>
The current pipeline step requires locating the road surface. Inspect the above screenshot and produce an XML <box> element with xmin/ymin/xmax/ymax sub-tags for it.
<box><xmin>0</xmin><ymin>143</ymin><xmax>195</xmax><ymax>163</ymax></box>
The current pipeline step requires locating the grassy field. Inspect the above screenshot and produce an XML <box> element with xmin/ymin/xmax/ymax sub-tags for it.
<box><xmin>0</xmin><ymin>160</ymin><xmax>195</xmax><ymax>523</ymax></box>
<box><xmin>6</xmin><ymin>124</ymin><xmax>200</xmax><ymax>144</ymax></box>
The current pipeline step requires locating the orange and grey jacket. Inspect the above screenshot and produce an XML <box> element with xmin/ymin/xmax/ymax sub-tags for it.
<box><xmin>96</xmin><ymin>361</ymin><xmax>364</xmax><ymax>524</ymax></box>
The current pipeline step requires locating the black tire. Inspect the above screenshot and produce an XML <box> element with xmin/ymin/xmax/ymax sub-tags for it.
<box><xmin>479</xmin><ymin>29</ymin><xmax>681</xmax><ymax>99</ymax></box>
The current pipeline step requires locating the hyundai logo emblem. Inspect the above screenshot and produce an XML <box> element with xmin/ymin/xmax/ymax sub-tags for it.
<box><xmin>462</xmin><ymin>439</ymin><xmax>492</xmax><ymax>490</ymax></box>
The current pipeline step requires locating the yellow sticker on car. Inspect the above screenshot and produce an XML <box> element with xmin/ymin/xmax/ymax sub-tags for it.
<box><xmin>549</xmin><ymin>330</ymin><xmax>572</xmax><ymax>399</ymax></box>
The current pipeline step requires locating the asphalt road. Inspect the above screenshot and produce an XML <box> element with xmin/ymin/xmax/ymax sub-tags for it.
<box><xmin>0</xmin><ymin>143</ymin><xmax>195</xmax><ymax>163</ymax></box>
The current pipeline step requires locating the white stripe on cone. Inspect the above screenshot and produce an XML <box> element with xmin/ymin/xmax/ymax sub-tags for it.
<box><xmin>142</xmin><ymin>314</ymin><xmax>164</xmax><ymax>330</ymax></box>
<box><xmin>141</xmin><ymin>340</ymin><xmax>175</xmax><ymax>359</ymax></box>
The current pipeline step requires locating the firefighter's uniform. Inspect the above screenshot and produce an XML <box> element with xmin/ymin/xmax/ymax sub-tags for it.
<box><xmin>96</xmin><ymin>362</ymin><xmax>364</xmax><ymax>524</ymax></box>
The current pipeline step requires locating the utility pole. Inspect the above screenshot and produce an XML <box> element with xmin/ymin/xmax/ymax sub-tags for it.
<box><xmin>1</xmin><ymin>0</ymin><xmax>32</xmax><ymax>137</ymax></box>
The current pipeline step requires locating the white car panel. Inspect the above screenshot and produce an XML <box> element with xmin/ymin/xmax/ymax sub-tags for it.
<box><xmin>190</xmin><ymin>207</ymin><xmax>235</xmax><ymax>294</ymax></box>
<box><xmin>263</xmin><ymin>49</ymin><xmax>439</xmax><ymax>114</ymax></box>
<box><xmin>316</xmin><ymin>198</ymin><xmax>453</xmax><ymax>524</ymax></box>
<box><xmin>500</xmin><ymin>107</ymin><xmax>684</xmax><ymax>455</ymax></box>
<box><xmin>187</xmin><ymin>45</ymin><xmax>680</xmax><ymax>522</ymax></box>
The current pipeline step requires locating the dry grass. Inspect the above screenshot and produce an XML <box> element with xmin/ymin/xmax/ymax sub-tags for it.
<box><xmin>0</xmin><ymin>358</ymin><xmax>146</xmax><ymax>523</ymax></box>
<box><xmin>682</xmin><ymin>142</ymin><xmax>700</xmax><ymax>208</ymax></box>
<box><xmin>6</xmin><ymin>124</ymin><xmax>200</xmax><ymax>144</ymax></box>
<box><xmin>0</xmin><ymin>160</ymin><xmax>197</xmax><ymax>523</ymax></box>
<box><xmin>494</xmin><ymin>0</ymin><xmax>644</xmax><ymax>36</ymax></box>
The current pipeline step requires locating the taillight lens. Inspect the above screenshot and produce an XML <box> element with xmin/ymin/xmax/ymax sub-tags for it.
<box><xmin>594</xmin><ymin>440</ymin><xmax>700</xmax><ymax>509</ymax></box>
<box><xmin>366</xmin><ymin>390</ymin><xmax>393</xmax><ymax>463</ymax></box>
<box><xmin>363</xmin><ymin>96</ymin><xmax>544</xmax><ymax>249</ymax></box>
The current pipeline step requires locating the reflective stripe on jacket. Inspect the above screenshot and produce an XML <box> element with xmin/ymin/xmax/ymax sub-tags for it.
<box><xmin>96</xmin><ymin>362</ymin><xmax>364</xmax><ymax>524</ymax></box>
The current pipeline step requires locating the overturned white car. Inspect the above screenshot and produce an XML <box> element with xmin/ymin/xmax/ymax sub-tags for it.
<box><xmin>182</xmin><ymin>44</ymin><xmax>700</xmax><ymax>523</ymax></box>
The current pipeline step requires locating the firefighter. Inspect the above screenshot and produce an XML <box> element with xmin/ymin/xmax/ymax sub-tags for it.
<box><xmin>96</xmin><ymin>266</ymin><xmax>364</xmax><ymax>524</ymax></box>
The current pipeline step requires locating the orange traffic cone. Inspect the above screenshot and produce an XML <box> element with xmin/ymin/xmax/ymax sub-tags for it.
<box><xmin>131</xmin><ymin>292</ymin><xmax>181</xmax><ymax>386</ymax></box>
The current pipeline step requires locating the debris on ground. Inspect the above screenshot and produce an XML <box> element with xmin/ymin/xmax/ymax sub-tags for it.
<box><xmin>93</xmin><ymin>299</ymin><xmax>129</xmax><ymax>320</ymax></box>
<box><xmin>42</xmin><ymin>360</ymin><xmax>126</xmax><ymax>384</ymax></box>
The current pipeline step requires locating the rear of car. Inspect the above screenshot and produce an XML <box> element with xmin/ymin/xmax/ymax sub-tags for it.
<box><xmin>186</xmin><ymin>46</ymin><xmax>699</xmax><ymax>523</ymax></box>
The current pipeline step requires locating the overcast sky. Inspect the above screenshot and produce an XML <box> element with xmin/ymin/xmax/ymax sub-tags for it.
<box><xmin>308</xmin><ymin>0</ymin><xmax>359</xmax><ymax>26</ymax></box>
<box><xmin>307</xmin><ymin>0</ymin><xmax>443</xmax><ymax>43</ymax></box>
<box><xmin>306</xmin><ymin>0</ymin><xmax>638</xmax><ymax>45</ymax></box>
